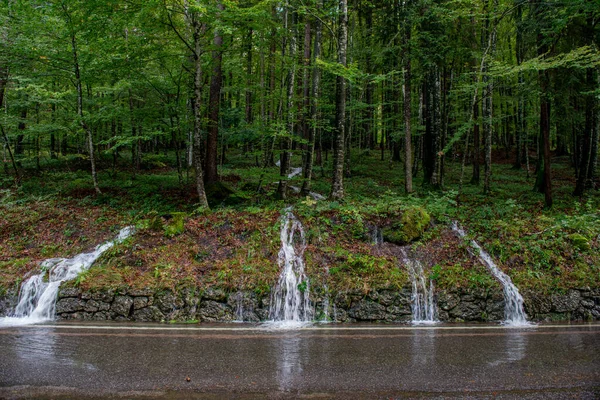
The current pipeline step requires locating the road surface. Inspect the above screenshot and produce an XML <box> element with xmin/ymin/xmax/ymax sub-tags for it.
<box><xmin>0</xmin><ymin>322</ymin><xmax>599</xmax><ymax>399</ymax></box>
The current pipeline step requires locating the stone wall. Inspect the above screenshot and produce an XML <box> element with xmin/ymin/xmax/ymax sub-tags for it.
<box><xmin>1</xmin><ymin>286</ymin><xmax>599</xmax><ymax>323</ymax></box>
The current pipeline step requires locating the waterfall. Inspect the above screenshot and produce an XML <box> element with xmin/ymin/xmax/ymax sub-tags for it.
<box><xmin>0</xmin><ymin>226</ymin><xmax>134</xmax><ymax>327</ymax></box>
<box><xmin>401</xmin><ymin>249</ymin><xmax>437</xmax><ymax>324</ymax></box>
<box><xmin>267</xmin><ymin>209</ymin><xmax>313</xmax><ymax>328</ymax></box>
<box><xmin>452</xmin><ymin>222</ymin><xmax>530</xmax><ymax>326</ymax></box>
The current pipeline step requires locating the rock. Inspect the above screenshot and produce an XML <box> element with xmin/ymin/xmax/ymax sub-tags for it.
<box><xmin>58</xmin><ymin>287</ymin><xmax>80</xmax><ymax>298</ymax></box>
<box><xmin>60</xmin><ymin>312</ymin><xmax>93</xmax><ymax>320</ymax></box>
<box><xmin>197</xmin><ymin>301</ymin><xmax>233</xmax><ymax>322</ymax></box>
<box><xmin>581</xmin><ymin>299</ymin><xmax>595</xmax><ymax>309</ymax></box>
<box><xmin>438</xmin><ymin>292</ymin><xmax>460</xmax><ymax>311</ymax></box>
<box><xmin>382</xmin><ymin>207</ymin><xmax>430</xmax><ymax>244</ymax></box>
<box><xmin>111</xmin><ymin>295</ymin><xmax>134</xmax><ymax>317</ymax></box>
<box><xmin>0</xmin><ymin>295</ymin><xmax>16</xmax><ymax>317</ymax></box>
<box><xmin>551</xmin><ymin>290</ymin><xmax>581</xmax><ymax>313</ymax></box>
<box><xmin>133</xmin><ymin>306</ymin><xmax>164</xmax><ymax>322</ymax></box>
<box><xmin>202</xmin><ymin>288</ymin><xmax>227</xmax><ymax>302</ymax></box>
<box><xmin>93</xmin><ymin>311</ymin><xmax>114</xmax><ymax>321</ymax></box>
<box><xmin>485</xmin><ymin>298</ymin><xmax>505</xmax><ymax>321</ymax></box>
<box><xmin>56</xmin><ymin>298</ymin><xmax>86</xmax><ymax>314</ymax></box>
<box><xmin>133</xmin><ymin>297</ymin><xmax>149</xmax><ymax>310</ymax></box>
<box><xmin>128</xmin><ymin>288</ymin><xmax>154</xmax><ymax>297</ymax></box>
<box><xmin>255</xmin><ymin>308</ymin><xmax>269</xmax><ymax>321</ymax></box>
<box><xmin>348</xmin><ymin>300</ymin><xmax>387</xmax><ymax>321</ymax></box>
<box><xmin>449</xmin><ymin>301</ymin><xmax>482</xmax><ymax>321</ymax></box>
<box><xmin>155</xmin><ymin>292</ymin><xmax>184</xmax><ymax>314</ymax></box>
<box><xmin>332</xmin><ymin>308</ymin><xmax>348</xmax><ymax>322</ymax></box>
<box><xmin>92</xmin><ymin>291</ymin><xmax>115</xmax><ymax>303</ymax></box>
<box><xmin>369</xmin><ymin>290</ymin><xmax>397</xmax><ymax>306</ymax></box>
<box><xmin>84</xmin><ymin>300</ymin><xmax>100</xmax><ymax>313</ymax></box>
<box><xmin>386</xmin><ymin>304</ymin><xmax>412</xmax><ymax>316</ymax></box>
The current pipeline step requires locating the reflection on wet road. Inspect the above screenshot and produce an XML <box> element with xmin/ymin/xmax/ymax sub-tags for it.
<box><xmin>0</xmin><ymin>323</ymin><xmax>599</xmax><ymax>399</ymax></box>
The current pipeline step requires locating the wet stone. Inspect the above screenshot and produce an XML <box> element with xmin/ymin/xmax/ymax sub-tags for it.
<box><xmin>581</xmin><ymin>300</ymin><xmax>595</xmax><ymax>309</ymax></box>
<box><xmin>155</xmin><ymin>292</ymin><xmax>184</xmax><ymax>314</ymax></box>
<box><xmin>552</xmin><ymin>290</ymin><xmax>581</xmax><ymax>313</ymax></box>
<box><xmin>92</xmin><ymin>291</ymin><xmax>115</xmax><ymax>303</ymax></box>
<box><xmin>197</xmin><ymin>301</ymin><xmax>233</xmax><ymax>322</ymax></box>
<box><xmin>112</xmin><ymin>295</ymin><xmax>134</xmax><ymax>317</ymax></box>
<box><xmin>202</xmin><ymin>288</ymin><xmax>227</xmax><ymax>302</ymax></box>
<box><xmin>133</xmin><ymin>306</ymin><xmax>164</xmax><ymax>322</ymax></box>
<box><xmin>133</xmin><ymin>297</ymin><xmax>149</xmax><ymax>310</ymax></box>
<box><xmin>58</xmin><ymin>287</ymin><xmax>80</xmax><ymax>298</ymax></box>
<box><xmin>84</xmin><ymin>300</ymin><xmax>100</xmax><ymax>313</ymax></box>
<box><xmin>348</xmin><ymin>300</ymin><xmax>386</xmax><ymax>321</ymax></box>
<box><xmin>56</xmin><ymin>298</ymin><xmax>86</xmax><ymax>314</ymax></box>
<box><xmin>438</xmin><ymin>292</ymin><xmax>460</xmax><ymax>311</ymax></box>
<box><xmin>128</xmin><ymin>288</ymin><xmax>154</xmax><ymax>297</ymax></box>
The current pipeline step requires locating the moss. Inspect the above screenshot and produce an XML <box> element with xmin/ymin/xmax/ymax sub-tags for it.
<box><xmin>569</xmin><ymin>233</ymin><xmax>591</xmax><ymax>251</ymax></box>
<box><xmin>382</xmin><ymin>206</ymin><xmax>431</xmax><ymax>244</ymax></box>
<box><xmin>164</xmin><ymin>212</ymin><xmax>186</xmax><ymax>237</ymax></box>
<box><xmin>205</xmin><ymin>181</ymin><xmax>238</xmax><ymax>207</ymax></box>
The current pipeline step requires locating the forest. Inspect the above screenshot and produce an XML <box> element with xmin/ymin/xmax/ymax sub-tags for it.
<box><xmin>0</xmin><ymin>0</ymin><xmax>599</xmax><ymax>304</ymax></box>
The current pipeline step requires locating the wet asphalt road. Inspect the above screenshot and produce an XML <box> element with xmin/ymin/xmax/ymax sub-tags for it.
<box><xmin>0</xmin><ymin>323</ymin><xmax>599</xmax><ymax>399</ymax></box>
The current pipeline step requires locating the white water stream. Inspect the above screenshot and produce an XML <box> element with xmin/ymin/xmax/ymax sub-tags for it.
<box><xmin>452</xmin><ymin>222</ymin><xmax>530</xmax><ymax>326</ymax></box>
<box><xmin>0</xmin><ymin>226</ymin><xmax>134</xmax><ymax>327</ymax></box>
<box><xmin>401</xmin><ymin>249</ymin><xmax>437</xmax><ymax>324</ymax></box>
<box><xmin>267</xmin><ymin>210</ymin><xmax>313</xmax><ymax>328</ymax></box>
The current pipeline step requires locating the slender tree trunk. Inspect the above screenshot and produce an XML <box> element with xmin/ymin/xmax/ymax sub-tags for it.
<box><xmin>330</xmin><ymin>0</ymin><xmax>348</xmax><ymax>200</ymax></box>
<box><xmin>403</xmin><ymin>14</ymin><xmax>413</xmax><ymax>194</ymax></box>
<box><xmin>575</xmin><ymin>67</ymin><xmax>596</xmax><ymax>195</ymax></box>
<box><xmin>302</xmin><ymin>2</ymin><xmax>322</xmax><ymax>196</ymax></box>
<box><xmin>0</xmin><ymin>66</ymin><xmax>20</xmax><ymax>185</ymax></box>
<box><xmin>482</xmin><ymin>0</ymin><xmax>496</xmax><ymax>195</ymax></box>
<box><xmin>186</xmin><ymin>7</ymin><xmax>209</xmax><ymax>207</ymax></box>
<box><xmin>471</xmin><ymin>100</ymin><xmax>481</xmax><ymax>185</ymax></box>
<box><xmin>277</xmin><ymin>6</ymin><xmax>297</xmax><ymax>199</ymax></box>
<box><xmin>65</xmin><ymin>7</ymin><xmax>101</xmax><ymax>194</ymax></box>
<box><xmin>204</xmin><ymin>2</ymin><xmax>224</xmax><ymax>185</ymax></box>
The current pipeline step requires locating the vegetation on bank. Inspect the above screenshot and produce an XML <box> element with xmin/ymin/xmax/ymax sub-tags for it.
<box><xmin>1</xmin><ymin>151</ymin><xmax>598</xmax><ymax>299</ymax></box>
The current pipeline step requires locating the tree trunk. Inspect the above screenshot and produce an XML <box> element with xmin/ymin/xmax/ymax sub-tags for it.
<box><xmin>277</xmin><ymin>7</ymin><xmax>297</xmax><ymax>199</ymax></box>
<box><xmin>204</xmin><ymin>2</ymin><xmax>224</xmax><ymax>185</ymax></box>
<box><xmin>302</xmin><ymin>2</ymin><xmax>322</xmax><ymax>196</ymax></box>
<box><xmin>187</xmin><ymin>7</ymin><xmax>209</xmax><ymax>207</ymax></box>
<box><xmin>574</xmin><ymin>67</ymin><xmax>596</xmax><ymax>195</ymax></box>
<box><xmin>65</xmin><ymin>5</ymin><xmax>101</xmax><ymax>194</ymax></box>
<box><xmin>330</xmin><ymin>0</ymin><xmax>348</xmax><ymax>200</ymax></box>
<box><xmin>471</xmin><ymin>100</ymin><xmax>481</xmax><ymax>185</ymax></box>
<box><xmin>403</xmin><ymin>16</ymin><xmax>413</xmax><ymax>194</ymax></box>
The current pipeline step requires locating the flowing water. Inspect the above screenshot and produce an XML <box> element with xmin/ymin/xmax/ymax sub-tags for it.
<box><xmin>267</xmin><ymin>210</ymin><xmax>313</xmax><ymax>328</ymax></box>
<box><xmin>0</xmin><ymin>226</ymin><xmax>134</xmax><ymax>327</ymax></box>
<box><xmin>401</xmin><ymin>249</ymin><xmax>437</xmax><ymax>324</ymax></box>
<box><xmin>452</xmin><ymin>222</ymin><xmax>530</xmax><ymax>326</ymax></box>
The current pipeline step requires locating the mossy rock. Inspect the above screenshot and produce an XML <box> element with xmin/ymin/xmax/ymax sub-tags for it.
<box><xmin>143</xmin><ymin>211</ymin><xmax>186</xmax><ymax>237</ymax></box>
<box><xmin>163</xmin><ymin>212</ymin><xmax>186</xmax><ymax>237</ymax></box>
<box><xmin>205</xmin><ymin>181</ymin><xmax>246</xmax><ymax>207</ymax></box>
<box><xmin>382</xmin><ymin>206</ymin><xmax>431</xmax><ymax>245</ymax></box>
<box><xmin>569</xmin><ymin>233</ymin><xmax>591</xmax><ymax>251</ymax></box>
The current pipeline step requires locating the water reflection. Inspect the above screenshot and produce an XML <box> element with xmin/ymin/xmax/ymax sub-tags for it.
<box><xmin>411</xmin><ymin>328</ymin><xmax>437</xmax><ymax>365</ymax></box>
<box><xmin>275</xmin><ymin>333</ymin><xmax>303</xmax><ymax>391</ymax></box>
<box><xmin>488</xmin><ymin>329</ymin><xmax>528</xmax><ymax>366</ymax></box>
<box><xmin>13</xmin><ymin>328</ymin><xmax>98</xmax><ymax>371</ymax></box>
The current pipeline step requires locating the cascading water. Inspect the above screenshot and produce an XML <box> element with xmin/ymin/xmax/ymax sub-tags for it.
<box><xmin>452</xmin><ymin>222</ymin><xmax>530</xmax><ymax>326</ymax></box>
<box><xmin>0</xmin><ymin>226</ymin><xmax>134</xmax><ymax>327</ymax></box>
<box><xmin>268</xmin><ymin>209</ymin><xmax>313</xmax><ymax>327</ymax></box>
<box><xmin>401</xmin><ymin>249</ymin><xmax>437</xmax><ymax>324</ymax></box>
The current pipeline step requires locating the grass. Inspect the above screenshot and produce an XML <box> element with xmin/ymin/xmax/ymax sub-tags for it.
<box><xmin>1</xmin><ymin>147</ymin><xmax>598</xmax><ymax>297</ymax></box>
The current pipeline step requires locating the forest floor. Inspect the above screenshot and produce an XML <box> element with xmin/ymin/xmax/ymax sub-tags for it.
<box><xmin>1</xmin><ymin>149</ymin><xmax>599</xmax><ymax>298</ymax></box>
